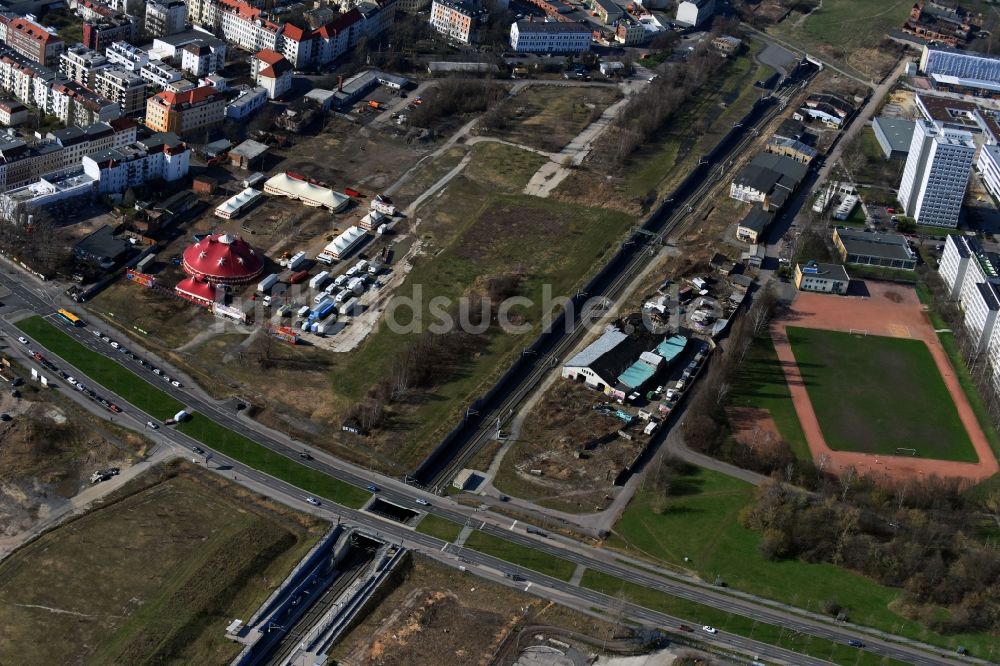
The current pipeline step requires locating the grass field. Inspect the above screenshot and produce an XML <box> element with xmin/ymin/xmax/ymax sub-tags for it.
<box><xmin>730</xmin><ymin>336</ymin><xmax>811</xmax><ymax>460</ymax></box>
<box><xmin>0</xmin><ymin>469</ymin><xmax>320</xmax><ymax>665</ymax></box>
<box><xmin>415</xmin><ymin>513</ymin><xmax>463</xmax><ymax>542</ymax></box>
<box><xmin>581</xmin><ymin>571</ymin><xmax>910</xmax><ymax>666</ymax></box>
<box><xmin>16</xmin><ymin>316</ymin><xmax>372</xmax><ymax>508</ymax></box>
<box><xmin>462</xmin><ymin>531</ymin><xmax>576</xmax><ymax>582</ymax></box>
<box><xmin>606</xmin><ymin>465</ymin><xmax>995</xmax><ymax>656</ymax></box>
<box><xmin>786</xmin><ymin>326</ymin><xmax>978</xmax><ymax>461</ymax></box>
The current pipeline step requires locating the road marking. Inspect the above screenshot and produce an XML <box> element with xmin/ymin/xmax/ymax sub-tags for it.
<box><xmin>510</xmin><ymin>520</ymin><xmax>517</xmax><ymax>531</ymax></box>
<box><xmin>524</xmin><ymin>583</ymin><xmax>531</xmax><ymax>591</ymax></box>
<box><xmin>441</xmin><ymin>542</ymin><xmax>448</xmax><ymax>552</ymax></box>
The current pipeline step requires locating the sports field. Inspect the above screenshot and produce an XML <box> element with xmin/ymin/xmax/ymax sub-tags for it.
<box><xmin>786</xmin><ymin>327</ymin><xmax>978</xmax><ymax>462</ymax></box>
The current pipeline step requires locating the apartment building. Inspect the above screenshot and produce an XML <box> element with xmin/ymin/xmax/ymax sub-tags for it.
<box><xmin>509</xmin><ymin>20</ymin><xmax>592</xmax><ymax>53</ymax></box>
<box><xmin>1</xmin><ymin>16</ymin><xmax>64</xmax><ymax>66</ymax></box>
<box><xmin>140</xmin><ymin>58</ymin><xmax>183</xmax><ymax>87</ymax></box>
<box><xmin>94</xmin><ymin>67</ymin><xmax>146</xmax><ymax>115</ymax></box>
<box><xmin>49</xmin><ymin>79</ymin><xmax>121</xmax><ymax>126</ymax></box>
<box><xmin>219</xmin><ymin>0</ymin><xmax>282</xmax><ymax>52</ymax></box>
<box><xmin>977</xmin><ymin>143</ymin><xmax>1000</xmax><ymax>203</ymax></box>
<box><xmin>82</xmin><ymin>15</ymin><xmax>139</xmax><ymax>51</ymax></box>
<box><xmin>144</xmin><ymin>85</ymin><xmax>225</xmax><ymax>135</ymax></box>
<box><xmin>47</xmin><ymin>117</ymin><xmax>137</xmax><ymax>167</ymax></box>
<box><xmin>180</xmin><ymin>39</ymin><xmax>226</xmax><ymax>76</ymax></box>
<box><xmin>250</xmin><ymin>48</ymin><xmax>291</xmax><ymax>99</ymax></box>
<box><xmin>225</xmin><ymin>84</ymin><xmax>265</xmax><ymax>119</ymax></box>
<box><xmin>0</xmin><ymin>98</ymin><xmax>27</xmax><ymax>125</ymax></box>
<box><xmin>83</xmin><ymin>131</ymin><xmax>190</xmax><ymax>192</ymax></box>
<box><xmin>280</xmin><ymin>9</ymin><xmax>360</xmax><ymax>68</ymax></box>
<box><xmin>429</xmin><ymin>0</ymin><xmax>486</xmax><ymax>44</ymax></box>
<box><xmin>898</xmin><ymin>120</ymin><xmax>975</xmax><ymax>228</ymax></box>
<box><xmin>105</xmin><ymin>40</ymin><xmax>148</xmax><ymax>72</ymax></box>
<box><xmin>0</xmin><ymin>138</ymin><xmax>64</xmax><ymax>191</ymax></box>
<box><xmin>145</xmin><ymin>0</ymin><xmax>187</xmax><ymax>37</ymax></box>
<box><xmin>59</xmin><ymin>44</ymin><xmax>110</xmax><ymax>88</ymax></box>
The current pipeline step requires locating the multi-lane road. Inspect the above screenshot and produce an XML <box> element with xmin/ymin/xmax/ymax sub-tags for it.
<box><xmin>0</xmin><ymin>266</ymin><xmax>971</xmax><ymax>666</ymax></box>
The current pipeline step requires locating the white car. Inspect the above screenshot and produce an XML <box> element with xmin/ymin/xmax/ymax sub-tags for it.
<box><xmin>92</xmin><ymin>329</ymin><xmax>101</xmax><ymax>336</ymax></box>
<box><xmin>702</xmin><ymin>626</ymin><xmax>717</xmax><ymax>634</ymax></box>
<box><xmin>110</xmin><ymin>341</ymin><xmax>119</xmax><ymax>349</ymax></box>
<box><xmin>415</xmin><ymin>498</ymin><xmax>429</xmax><ymax>506</ymax></box>
<box><xmin>146</xmin><ymin>421</ymin><xmax>159</xmax><ymax>429</ymax></box>
<box><xmin>16</xmin><ymin>336</ymin><xmax>27</xmax><ymax>345</ymax></box>
<box><xmin>67</xmin><ymin>377</ymin><xmax>77</xmax><ymax>385</ymax></box>
<box><xmin>171</xmin><ymin>380</ymin><xmax>182</xmax><ymax>387</ymax></box>
<box><xmin>305</xmin><ymin>497</ymin><xmax>321</xmax><ymax>506</ymax></box>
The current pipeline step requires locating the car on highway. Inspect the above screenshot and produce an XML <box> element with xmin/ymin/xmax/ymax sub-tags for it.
<box><xmin>146</xmin><ymin>421</ymin><xmax>158</xmax><ymax>429</ymax></box>
<box><xmin>298</xmin><ymin>451</ymin><xmax>312</xmax><ymax>460</ymax></box>
<box><xmin>109</xmin><ymin>404</ymin><xmax>121</xmax><ymax>413</ymax></box>
<box><xmin>415</xmin><ymin>498</ymin><xmax>429</xmax><ymax>506</ymax></box>
<box><xmin>110</xmin><ymin>341</ymin><xmax>119</xmax><ymax>349</ymax></box>
<box><xmin>701</xmin><ymin>626</ymin><xmax>718</xmax><ymax>634</ymax></box>
<box><xmin>171</xmin><ymin>380</ymin><xmax>182</xmax><ymax>387</ymax></box>
<box><xmin>17</xmin><ymin>336</ymin><xmax>27</xmax><ymax>345</ymax></box>
<box><xmin>67</xmin><ymin>377</ymin><xmax>77</xmax><ymax>385</ymax></box>
<box><xmin>306</xmin><ymin>497</ymin><xmax>321</xmax><ymax>506</ymax></box>
<box><xmin>92</xmin><ymin>329</ymin><xmax>101</xmax><ymax>336</ymax></box>
<box><xmin>76</xmin><ymin>383</ymin><xmax>87</xmax><ymax>392</ymax></box>
<box><xmin>366</xmin><ymin>484</ymin><xmax>379</xmax><ymax>492</ymax></box>
<box><xmin>100</xmin><ymin>335</ymin><xmax>110</xmax><ymax>342</ymax></box>
<box><xmin>153</xmin><ymin>368</ymin><xmax>162</xmax><ymax>375</ymax></box>
<box><xmin>677</xmin><ymin>625</ymin><xmax>694</xmax><ymax>632</ymax></box>
<box><xmin>192</xmin><ymin>446</ymin><xmax>206</xmax><ymax>455</ymax></box>
<box><xmin>848</xmin><ymin>640</ymin><xmax>865</xmax><ymax>648</ymax></box>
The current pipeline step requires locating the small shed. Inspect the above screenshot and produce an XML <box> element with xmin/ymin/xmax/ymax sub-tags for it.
<box><xmin>304</xmin><ymin>88</ymin><xmax>336</xmax><ymax>112</ymax></box>
<box><xmin>192</xmin><ymin>175</ymin><xmax>217</xmax><ymax>195</ymax></box>
<box><xmin>203</xmin><ymin>139</ymin><xmax>232</xmax><ymax>159</ymax></box>
<box><xmin>229</xmin><ymin>139</ymin><xmax>269</xmax><ymax>170</ymax></box>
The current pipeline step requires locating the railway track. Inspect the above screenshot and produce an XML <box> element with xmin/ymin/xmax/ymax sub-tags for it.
<box><xmin>421</xmin><ymin>75</ymin><xmax>811</xmax><ymax>491</ymax></box>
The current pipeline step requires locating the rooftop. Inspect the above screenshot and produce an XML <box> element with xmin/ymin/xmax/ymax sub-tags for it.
<box><xmin>514</xmin><ymin>19</ymin><xmax>592</xmax><ymax>33</ymax></box>
<box><xmin>738</xmin><ymin>206</ymin><xmax>774</xmax><ymax>233</ymax></box>
<box><xmin>873</xmin><ymin>116</ymin><xmax>915</xmax><ymax>153</ymax></box>
<box><xmin>230</xmin><ymin>138</ymin><xmax>268</xmax><ymax>160</ymax></box>
<box><xmin>798</xmin><ymin>261</ymin><xmax>850</xmax><ymax>282</ymax></box>
<box><xmin>836</xmin><ymin>229</ymin><xmax>915</xmax><ymax>262</ymax></box>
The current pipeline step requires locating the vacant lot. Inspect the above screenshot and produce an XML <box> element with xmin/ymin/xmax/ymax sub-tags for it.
<box><xmin>332</xmin><ymin>555</ymin><xmax>612</xmax><ymax>665</ymax></box>
<box><xmin>89</xmin><ymin>280</ymin><xmax>215</xmax><ymax>352</ymax></box>
<box><xmin>768</xmin><ymin>0</ymin><xmax>910</xmax><ymax>79</ymax></box>
<box><xmin>479</xmin><ymin>84</ymin><xmax>622</xmax><ymax>153</ymax></box>
<box><xmin>0</xmin><ymin>466</ymin><xmax>321</xmax><ymax>665</ymax></box>
<box><xmin>493</xmin><ymin>380</ymin><xmax>643</xmax><ymax>513</ymax></box>
<box><xmin>606</xmin><ymin>465</ymin><xmax>996</xmax><ymax>656</ymax></box>
<box><xmin>786</xmin><ymin>327</ymin><xmax>977</xmax><ymax>461</ymax></box>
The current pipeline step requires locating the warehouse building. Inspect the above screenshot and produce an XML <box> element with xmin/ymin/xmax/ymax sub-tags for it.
<box><xmin>832</xmin><ymin>228</ymin><xmax>917</xmax><ymax>270</ymax></box>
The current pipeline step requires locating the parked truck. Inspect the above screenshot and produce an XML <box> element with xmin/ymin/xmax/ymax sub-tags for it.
<box><xmin>339</xmin><ymin>296</ymin><xmax>359</xmax><ymax>315</ymax></box>
<box><xmin>309</xmin><ymin>271</ymin><xmax>330</xmax><ymax>290</ymax></box>
<box><xmin>287</xmin><ymin>251</ymin><xmax>307</xmax><ymax>271</ymax></box>
<box><xmin>289</xmin><ymin>269</ymin><xmax>309</xmax><ymax>284</ymax></box>
<box><xmin>310</xmin><ymin>299</ymin><xmax>337</xmax><ymax>321</ymax></box>
<box><xmin>347</xmin><ymin>277</ymin><xmax>365</xmax><ymax>295</ymax></box>
<box><xmin>258</xmin><ymin>273</ymin><xmax>279</xmax><ymax>293</ymax></box>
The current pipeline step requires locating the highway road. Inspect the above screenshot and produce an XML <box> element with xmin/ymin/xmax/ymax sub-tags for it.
<box><xmin>0</xmin><ymin>269</ymin><xmax>969</xmax><ymax>666</ymax></box>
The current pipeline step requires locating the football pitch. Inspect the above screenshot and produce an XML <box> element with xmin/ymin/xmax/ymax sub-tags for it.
<box><xmin>785</xmin><ymin>327</ymin><xmax>979</xmax><ymax>462</ymax></box>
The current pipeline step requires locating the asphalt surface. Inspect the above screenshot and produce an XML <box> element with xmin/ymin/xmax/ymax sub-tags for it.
<box><xmin>0</xmin><ymin>266</ymin><xmax>971</xmax><ymax>666</ymax></box>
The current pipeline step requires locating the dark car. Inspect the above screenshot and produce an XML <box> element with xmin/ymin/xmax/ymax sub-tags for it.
<box><xmin>678</xmin><ymin>624</ymin><xmax>694</xmax><ymax>632</ymax></box>
<box><xmin>192</xmin><ymin>446</ymin><xmax>206</xmax><ymax>455</ymax></box>
<box><xmin>299</xmin><ymin>451</ymin><xmax>313</xmax><ymax>460</ymax></box>
<box><xmin>366</xmin><ymin>484</ymin><xmax>379</xmax><ymax>492</ymax></box>
<box><xmin>848</xmin><ymin>640</ymin><xmax>865</xmax><ymax>648</ymax></box>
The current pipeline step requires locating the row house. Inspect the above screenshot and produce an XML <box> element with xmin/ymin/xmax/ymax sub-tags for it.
<box><xmin>49</xmin><ymin>79</ymin><xmax>121</xmax><ymax>127</ymax></box>
<box><xmin>219</xmin><ymin>0</ymin><xmax>282</xmax><ymax>52</ymax></box>
<box><xmin>140</xmin><ymin>58</ymin><xmax>184</xmax><ymax>87</ymax></box>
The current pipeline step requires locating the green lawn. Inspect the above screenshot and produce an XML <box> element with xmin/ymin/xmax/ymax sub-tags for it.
<box><xmin>462</xmin><ymin>531</ymin><xmax>576</xmax><ymax>581</ymax></box>
<box><xmin>16</xmin><ymin>316</ymin><xmax>371</xmax><ymax>508</ymax></box>
<box><xmin>415</xmin><ymin>513</ymin><xmax>463</xmax><ymax>542</ymax></box>
<box><xmin>786</xmin><ymin>326</ymin><xmax>978</xmax><ymax>461</ymax></box>
<box><xmin>606</xmin><ymin>465</ymin><xmax>996</xmax><ymax>656</ymax></box>
<box><xmin>581</xmin><ymin>571</ymin><xmax>910</xmax><ymax>666</ymax></box>
<box><xmin>730</xmin><ymin>336</ymin><xmax>811</xmax><ymax>460</ymax></box>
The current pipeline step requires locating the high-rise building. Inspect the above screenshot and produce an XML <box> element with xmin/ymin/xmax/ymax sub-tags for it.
<box><xmin>897</xmin><ymin>120</ymin><xmax>975</xmax><ymax>228</ymax></box>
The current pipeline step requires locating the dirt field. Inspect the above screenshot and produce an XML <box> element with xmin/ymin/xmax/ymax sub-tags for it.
<box><xmin>770</xmin><ymin>281</ymin><xmax>1000</xmax><ymax>482</ymax></box>
<box><xmin>332</xmin><ymin>555</ymin><xmax>614</xmax><ymax>666</ymax></box>
<box><xmin>0</xmin><ymin>464</ymin><xmax>322</xmax><ymax>665</ymax></box>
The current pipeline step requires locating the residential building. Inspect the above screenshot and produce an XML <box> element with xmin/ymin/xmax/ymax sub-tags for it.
<box><xmin>589</xmin><ymin>0</ymin><xmax>621</xmax><ymax>24</ymax></box>
<box><xmin>430</xmin><ymin>0</ymin><xmax>486</xmax><ymax>44</ymax></box>
<box><xmin>72</xmin><ymin>0</ymin><xmax>117</xmax><ymax>23</ymax></box>
<box><xmin>140</xmin><ymin>58</ymin><xmax>183</xmax><ymax>87</ymax></box>
<box><xmin>832</xmin><ymin>228</ymin><xmax>917</xmax><ymax>270</ymax></box>
<box><xmin>50</xmin><ymin>79</ymin><xmax>121</xmax><ymax>126</ymax></box>
<box><xmin>712</xmin><ymin>34</ymin><xmax>741</xmax><ymax>55</ymax></box>
<box><xmin>793</xmin><ymin>261</ymin><xmax>850</xmax><ymax>294</ymax></box>
<box><xmin>219</xmin><ymin>0</ymin><xmax>283</xmax><ymax>52</ymax></box>
<box><xmin>0</xmin><ymin>138</ymin><xmax>65</xmax><ymax>191</ymax></box>
<box><xmin>180</xmin><ymin>39</ymin><xmax>225</xmax><ymax>76</ymax></box>
<box><xmin>47</xmin><ymin>118</ymin><xmax>138</xmax><ymax>167</ymax></box>
<box><xmin>82</xmin><ymin>131</ymin><xmax>189</xmax><ymax>192</ymax></box>
<box><xmin>94</xmin><ymin>68</ymin><xmax>146</xmax><ymax>115</ymax></box>
<box><xmin>509</xmin><ymin>20</ymin><xmax>591</xmax><ymax>53</ymax></box>
<box><xmin>976</xmin><ymin>143</ymin><xmax>1000</xmax><ymax>203</ymax></box>
<box><xmin>250</xmin><ymin>48</ymin><xmax>291</xmax><ymax>99</ymax></box>
<box><xmin>0</xmin><ymin>168</ymin><xmax>96</xmax><ymax>222</ymax></box>
<box><xmin>59</xmin><ymin>44</ymin><xmax>110</xmax><ymax>88</ymax></box>
<box><xmin>872</xmin><ymin>116</ymin><xmax>915</xmax><ymax>159</ymax></box>
<box><xmin>225</xmin><ymin>84</ymin><xmax>266</xmax><ymax>119</ymax></box>
<box><xmin>897</xmin><ymin>119</ymin><xmax>975</xmax><ymax>228</ymax></box>
<box><xmin>0</xmin><ymin>97</ymin><xmax>27</xmax><ymax>125</ymax></box>
<box><xmin>1</xmin><ymin>16</ymin><xmax>64</xmax><ymax>66</ymax></box>
<box><xmin>145</xmin><ymin>0</ymin><xmax>187</xmax><ymax>37</ymax></box>
<box><xmin>965</xmin><ymin>281</ymin><xmax>1000</xmax><ymax>351</ymax></box>
<box><xmin>735</xmin><ymin>206</ymin><xmax>773</xmax><ymax>244</ymax></box>
<box><xmin>82</xmin><ymin>15</ymin><xmax>138</xmax><ymax>51</ymax></box>
<box><xmin>105</xmin><ymin>41</ymin><xmax>147</xmax><ymax>73</ymax></box>
<box><xmin>940</xmin><ymin>233</ymin><xmax>998</xmax><ymax>300</ymax></box>
<box><xmin>144</xmin><ymin>85</ymin><xmax>225</xmax><ymax>135</ymax></box>
<box><xmin>280</xmin><ymin>10</ymin><xmax>362</xmax><ymax>68</ymax></box>
<box><xmin>730</xmin><ymin>152</ymin><xmax>808</xmax><ymax>210</ymax></box>
<box><xmin>615</xmin><ymin>19</ymin><xmax>644</xmax><ymax>46</ymax></box>
<box><xmin>675</xmin><ymin>0</ymin><xmax>714</xmax><ymax>27</ymax></box>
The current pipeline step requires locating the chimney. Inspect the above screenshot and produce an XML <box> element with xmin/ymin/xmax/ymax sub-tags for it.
<box><xmin>337</xmin><ymin>74</ymin><xmax>343</xmax><ymax>92</ymax></box>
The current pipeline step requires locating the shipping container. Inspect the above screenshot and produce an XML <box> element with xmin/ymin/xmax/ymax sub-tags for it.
<box><xmin>287</xmin><ymin>251</ymin><xmax>307</xmax><ymax>271</ymax></box>
<box><xmin>289</xmin><ymin>270</ymin><xmax>309</xmax><ymax>284</ymax></box>
<box><xmin>257</xmin><ymin>273</ymin><xmax>279</xmax><ymax>293</ymax></box>
<box><xmin>344</xmin><ymin>187</ymin><xmax>361</xmax><ymax>197</ymax></box>
<box><xmin>339</xmin><ymin>296</ymin><xmax>359</xmax><ymax>315</ymax></box>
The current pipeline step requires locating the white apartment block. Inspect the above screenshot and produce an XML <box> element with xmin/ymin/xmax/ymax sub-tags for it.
<box><xmin>225</xmin><ymin>84</ymin><xmax>266</xmax><ymax>120</ymax></box>
<box><xmin>509</xmin><ymin>20</ymin><xmax>591</xmax><ymax>53</ymax></box>
<box><xmin>48</xmin><ymin>119</ymin><xmax>138</xmax><ymax>167</ymax></box>
<box><xmin>180</xmin><ymin>40</ymin><xmax>225</xmax><ymax>77</ymax></box>
<box><xmin>59</xmin><ymin>44</ymin><xmax>110</xmax><ymax>88</ymax></box>
<box><xmin>146</xmin><ymin>0</ymin><xmax>188</xmax><ymax>37</ymax></box>
<box><xmin>94</xmin><ymin>68</ymin><xmax>146</xmax><ymax>115</ymax></box>
<box><xmin>940</xmin><ymin>232</ymin><xmax>977</xmax><ymax>300</ymax></box>
<box><xmin>675</xmin><ymin>0</ymin><xmax>714</xmax><ymax>27</ymax></box>
<box><xmin>940</xmin><ymin>233</ymin><xmax>1000</xmax><ymax>349</ymax></box>
<box><xmin>219</xmin><ymin>3</ymin><xmax>282</xmax><ymax>52</ymax></box>
<box><xmin>83</xmin><ymin>133</ymin><xmax>189</xmax><ymax>193</ymax></box>
<box><xmin>105</xmin><ymin>41</ymin><xmax>148</xmax><ymax>73</ymax></box>
<box><xmin>140</xmin><ymin>58</ymin><xmax>183</xmax><ymax>87</ymax></box>
<box><xmin>898</xmin><ymin>120</ymin><xmax>975</xmax><ymax>228</ymax></box>
<box><xmin>977</xmin><ymin>143</ymin><xmax>1000</xmax><ymax>204</ymax></box>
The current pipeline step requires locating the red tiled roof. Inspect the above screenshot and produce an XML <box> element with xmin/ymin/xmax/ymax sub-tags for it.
<box><xmin>10</xmin><ymin>18</ymin><xmax>61</xmax><ymax>45</ymax></box>
<box><xmin>281</xmin><ymin>23</ymin><xmax>311</xmax><ymax>41</ymax></box>
<box><xmin>316</xmin><ymin>9</ymin><xmax>362</xmax><ymax>38</ymax></box>
<box><xmin>254</xmin><ymin>48</ymin><xmax>284</xmax><ymax>64</ymax></box>
<box><xmin>154</xmin><ymin>85</ymin><xmax>223</xmax><ymax>109</ymax></box>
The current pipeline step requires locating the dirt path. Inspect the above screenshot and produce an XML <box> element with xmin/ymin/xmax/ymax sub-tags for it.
<box><xmin>771</xmin><ymin>282</ymin><xmax>1000</xmax><ymax>483</ymax></box>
